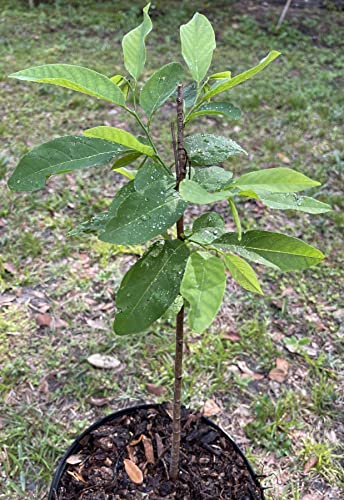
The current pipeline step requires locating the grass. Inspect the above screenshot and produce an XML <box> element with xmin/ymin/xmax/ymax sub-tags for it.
<box><xmin>0</xmin><ymin>0</ymin><xmax>343</xmax><ymax>498</ymax></box>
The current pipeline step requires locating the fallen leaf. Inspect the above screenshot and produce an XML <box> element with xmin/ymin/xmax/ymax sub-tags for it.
<box><xmin>123</xmin><ymin>458</ymin><xmax>143</xmax><ymax>485</ymax></box>
<box><xmin>237</xmin><ymin>360</ymin><xmax>255</xmax><ymax>376</ymax></box>
<box><xmin>155</xmin><ymin>433</ymin><xmax>164</xmax><ymax>458</ymax></box>
<box><xmin>269</xmin><ymin>358</ymin><xmax>289</xmax><ymax>382</ymax></box>
<box><xmin>86</xmin><ymin>318</ymin><xmax>108</xmax><ymax>331</ymax></box>
<box><xmin>146</xmin><ymin>383</ymin><xmax>167</xmax><ymax>396</ymax></box>
<box><xmin>66</xmin><ymin>470</ymin><xmax>86</xmax><ymax>483</ymax></box>
<box><xmin>223</xmin><ymin>331</ymin><xmax>241</xmax><ymax>342</ymax></box>
<box><xmin>129</xmin><ymin>435</ymin><xmax>143</xmax><ymax>446</ymax></box>
<box><xmin>276</xmin><ymin>152</ymin><xmax>291</xmax><ymax>164</ymax></box>
<box><xmin>268</xmin><ymin>368</ymin><xmax>287</xmax><ymax>383</ymax></box>
<box><xmin>276</xmin><ymin>358</ymin><xmax>289</xmax><ymax>373</ymax></box>
<box><xmin>36</xmin><ymin>313</ymin><xmax>52</xmax><ymax>327</ymax></box>
<box><xmin>87</xmin><ymin>353</ymin><xmax>121</xmax><ymax>370</ymax></box>
<box><xmin>303</xmin><ymin>456</ymin><xmax>318</xmax><ymax>474</ymax></box>
<box><xmin>88</xmin><ymin>397</ymin><xmax>110</xmax><ymax>407</ymax></box>
<box><xmin>0</xmin><ymin>295</ymin><xmax>16</xmax><ymax>307</ymax></box>
<box><xmin>66</xmin><ymin>454</ymin><xmax>83</xmax><ymax>465</ymax></box>
<box><xmin>3</xmin><ymin>262</ymin><xmax>16</xmax><ymax>274</ymax></box>
<box><xmin>53</xmin><ymin>318</ymin><xmax>68</xmax><ymax>329</ymax></box>
<box><xmin>142</xmin><ymin>435</ymin><xmax>155</xmax><ymax>464</ymax></box>
<box><xmin>202</xmin><ymin>399</ymin><xmax>221</xmax><ymax>417</ymax></box>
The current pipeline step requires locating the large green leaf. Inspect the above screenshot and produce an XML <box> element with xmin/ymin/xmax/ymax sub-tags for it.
<box><xmin>224</xmin><ymin>254</ymin><xmax>263</xmax><ymax>295</ymax></box>
<box><xmin>84</xmin><ymin>126</ymin><xmax>154</xmax><ymax>157</ymax></box>
<box><xmin>245</xmin><ymin>191</ymin><xmax>331</xmax><ymax>214</ymax></box>
<box><xmin>193</xmin><ymin>166</ymin><xmax>233</xmax><ymax>191</ymax></box>
<box><xmin>114</xmin><ymin>240</ymin><xmax>190</xmax><ymax>334</ymax></box>
<box><xmin>112</xmin><ymin>152</ymin><xmax>141</xmax><ymax>179</ymax></box>
<box><xmin>100</xmin><ymin>179</ymin><xmax>187</xmax><ymax>244</ymax></box>
<box><xmin>189</xmin><ymin>212</ymin><xmax>225</xmax><ymax>244</ymax></box>
<box><xmin>8</xmin><ymin>136</ymin><xmax>130</xmax><ymax>191</ymax></box>
<box><xmin>68</xmin><ymin>213</ymin><xmax>109</xmax><ymax>237</ymax></box>
<box><xmin>9</xmin><ymin>64</ymin><xmax>125</xmax><ymax>106</ymax></box>
<box><xmin>180</xmin><ymin>179</ymin><xmax>230</xmax><ymax>204</ymax></box>
<box><xmin>201</xmin><ymin>50</ymin><xmax>281</xmax><ymax>102</ymax></box>
<box><xmin>185</xmin><ymin>134</ymin><xmax>246</xmax><ymax>166</ymax></box>
<box><xmin>122</xmin><ymin>3</ymin><xmax>152</xmax><ymax>80</ymax></box>
<box><xmin>180</xmin><ymin>13</ymin><xmax>216</xmax><ymax>84</ymax></box>
<box><xmin>134</xmin><ymin>161</ymin><xmax>173</xmax><ymax>192</ymax></box>
<box><xmin>140</xmin><ymin>62</ymin><xmax>184</xmax><ymax>117</ymax></box>
<box><xmin>108</xmin><ymin>181</ymin><xmax>136</xmax><ymax>217</ymax></box>
<box><xmin>181</xmin><ymin>252</ymin><xmax>226</xmax><ymax>333</ymax></box>
<box><xmin>213</xmin><ymin>231</ymin><xmax>324</xmax><ymax>271</ymax></box>
<box><xmin>187</xmin><ymin>102</ymin><xmax>241</xmax><ymax>123</ymax></box>
<box><xmin>235</xmin><ymin>167</ymin><xmax>320</xmax><ymax>193</ymax></box>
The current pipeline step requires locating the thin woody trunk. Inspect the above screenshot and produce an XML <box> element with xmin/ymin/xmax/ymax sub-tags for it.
<box><xmin>170</xmin><ymin>83</ymin><xmax>186</xmax><ymax>480</ymax></box>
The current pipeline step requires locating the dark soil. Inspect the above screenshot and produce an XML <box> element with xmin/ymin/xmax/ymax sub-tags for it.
<box><xmin>54</xmin><ymin>404</ymin><xmax>264</xmax><ymax>499</ymax></box>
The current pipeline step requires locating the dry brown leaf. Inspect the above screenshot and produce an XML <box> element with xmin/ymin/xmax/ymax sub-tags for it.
<box><xmin>66</xmin><ymin>454</ymin><xmax>83</xmax><ymax>465</ymax></box>
<box><xmin>87</xmin><ymin>353</ymin><xmax>121</xmax><ymax>370</ymax></box>
<box><xmin>129</xmin><ymin>435</ymin><xmax>143</xmax><ymax>446</ymax></box>
<box><xmin>276</xmin><ymin>152</ymin><xmax>291</xmax><ymax>164</ymax></box>
<box><xmin>303</xmin><ymin>456</ymin><xmax>318</xmax><ymax>474</ymax></box>
<box><xmin>223</xmin><ymin>331</ymin><xmax>241</xmax><ymax>342</ymax></box>
<box><xmin>142</xmin><ymin>435</ymin><xmax>155</xmax><ymax>464</ymax></box>
<box><xmin>276</xmin><ymin>358</ymin><xmax>289</xmax><ymax>373</ymax></box>
<box><xmin>66</xmin><ymin>470</ymin><xmax>86</xmax><ymax>483</ymax></box>
<box><xmin>269</xmin><ymin>357</ymin><xmax>289</xmax><ymax>382</ymax></box>
<box><xmin>202</xmin><ymin>399</ymin><xmax>221</xmax><ymax>417</ymax></box>
<box><xmin>146</xmin><ymin>383</ymin><xmax>167</xmax><ymax>396</ymax></box>
<box><xmin>88</xmin><ymin>397</ymin><xmax>110</xmax><ymax>407</ymax></box>
<box><xmin>268</xmin><ymin>368</ymin><xmax>287</xmax><ymax>383</ymax></box>
<box><xmin>123</xmin><ymin>458</ymin><xmax>143</xmax><ymax>485</ymax></box>
<box><xmin>237</xmin><ymin>361</ymin><xmax>255</xmax><ymax>376</ymax></box>
<box><xmin>36</xmin><ymin>313</ymin><xmax>52</xmax><ymax>327</ymax></box>
<box><xmin>155</xmin><ymin>433</ymin><xmax>164</xmax><ymax>458</ymax></box>
<box><xmin>3</xmin><ymin>262</ymin><xmax>16</xmax><ymax>274</ymax></box>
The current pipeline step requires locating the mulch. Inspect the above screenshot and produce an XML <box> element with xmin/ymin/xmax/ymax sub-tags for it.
<box><xmin>54</xmin><ymin>404</ymin><xmax>264</xmax><ymax>499</ymax></box>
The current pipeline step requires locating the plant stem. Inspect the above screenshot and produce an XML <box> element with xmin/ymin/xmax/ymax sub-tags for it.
<box><xmin>170</xmin><ymin>83</ymin><xmax>187</xmax><ymax>481</ymax></box>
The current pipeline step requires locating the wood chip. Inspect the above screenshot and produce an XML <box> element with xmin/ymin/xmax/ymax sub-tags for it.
<box><xmin>142</xmin><ymin>435</ymin><xmax>155</xmax><ymax>464</ymax></box>
<box><xmin>202</xmin><ymin>399</ymin><xmax>221</xmax><ymax>417</ymax></box>
<box><xmin>66</xmin><ymin>470</ymin><xmax>86</xmax><ymax>482</ymax></box>
<box><xmin>87</xmin><ymin>353</ymin><xmax>121</xmax><ymax>370</ymax></box>
<box><xmin>276</xmin><ymin>152</ymin><xmax>291</xmax><ymax>164</ymax></box>
<box><xmin>66</xmin><ymin>454</ymin><xmax>83</xmax><ymax>465</ymax></box>
<box><xmin>123</xmin><ymin>458</ymin><xmax>143</xmax><ymax>485</ymax></box>
<box><xmin>129</xmin><ymin>435</ymin><xmax>143</xmax><ymax>446</ymax></box>
<box><xmin>303</xmin><ymin>456</ymin><xmax>318</xmax><ymax>474</ymax></box>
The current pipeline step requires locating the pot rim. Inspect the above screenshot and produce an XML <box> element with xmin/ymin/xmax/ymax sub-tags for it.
<box><xmin>49</xmin><ymin>402</ymin><xmax>265</xmax><ymax>499</ymax></box>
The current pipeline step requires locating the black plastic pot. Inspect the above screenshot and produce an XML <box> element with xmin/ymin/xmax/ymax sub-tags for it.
<box><xmin>49</xmin><ymin>403</ymin><xmax>265</xmax><ymax>499</ymax></box>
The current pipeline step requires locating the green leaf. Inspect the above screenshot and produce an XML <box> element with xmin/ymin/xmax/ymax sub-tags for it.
<box><xmin>108</xmin><ymin>181</ymin><xmax>136</xmax><ymax>217</ymax></box>
<box><xmin>228</xmin><ymin>196</ymin><xmax>242</xmax><ymax>241</ymax></box>
<box><xmin>208</xmin><ymin>71</ymin><xmax>231</xmax><ymax>80</ymax></box>
<box><xmin>185</xmin><ymin>134</ymin><xmax>246</xmax><ymax>166</ymax></box>
<box><xmin>224</xmin><ymin>254</ymin><xmax>263</xmax><ymax>295</ymax></box>
<box><xmin>193</xmin><ymin>166</ymin><xmax>233</xmax><ymax>191</ymax></box>
<box><xmin>187</xmin><ymin>102</ymin><xmax>241</xmax><ymax>123</ymax></box>
<box><xmin>84</xmin><ymin>126</ymin><xmax>154</xmax><ymax>157</ymax></box>
<box><xmin>183</xmin><ymin>82</ymin><xmax>198</xmax><ymax>108</ymax></box>
<box><xmin>134</xmin><ymin>161</ymin><xmax>173</xmax><ymax>192</ymax></box>
<box><xmin>8</xmin><ymin>136</ymin><xmax>130</xmax><ymax>191</ymax></box>
<box><xmin>112</xmin><ymin>152</ymin><xmax>141</xmax><ymax>178</ymax></box>
<box><xmin>181</xmin><ymin>252</ymin><xmax>226</xmax><ymax>333</ymax></box>
<box><xmin>180</xmin><ymin>13</ymin><xmax>216</xmax><ymax>84</ymax></box>
<box><xmin>247</xmin><ymin>191</ymin><xmax>332</xmax><ymax>214</ymax></box>
<box><xmin>68</xmin><ymin>213</ymin><xmax>109</xmax><ymax>237</ymax></box>
<box><xmin>114</xmin><ymin>240</ymin><xmax>190</xmax><ymax>334</ymax></box>
<box><xmin>122</xmin><ymin>3</ymin><xmax>152</xmax><ymax>80</ymax></box>
<box><xmin>140</xmin><ymin>62</ymin><xmax>184</xmax><ymax>117</ymax></box>
<box><xmin>235</xmin><ymin>167</ymin><xmax>320</xmax><ymax>193</ymax></box>
<box><xmin>201</xmin><ymin>50</ymin><xmax>281</xmax><ymax>101</ymax></box>
<box><xmin>100</xmin><ymin>179</ymin><xmax>187</xmax><ymax>244</ymax></box>
<box><xmin>189</xmin><ymin>212</ymin><xmax>225</xmax><ymax>245</ymax></box>
<box><xmin>213</xmin><ymin>231</ymin><xmax>324</xmax><ymax>271</ymax></box>
<box><xmin>180</xmin><ymin>179</ymin><xmax>230</xmax><ymax>205</ymax></box>
<box><xmin>9</xmin><ymin>64</ymin><xmax>125</xmax><ymax>106</ymax></box>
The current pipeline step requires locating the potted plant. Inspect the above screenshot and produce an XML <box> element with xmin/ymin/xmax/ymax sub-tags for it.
<box><xmin>7</xmin><ymin>4</ymin><xmax>330</xmax><ymax>498</ymax></box>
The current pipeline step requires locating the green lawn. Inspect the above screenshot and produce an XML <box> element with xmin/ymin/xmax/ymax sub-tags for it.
<box><xmin>0</xmin><ymin>1</ymin><xmax>343</xmax><ymax>498</ymax></box>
